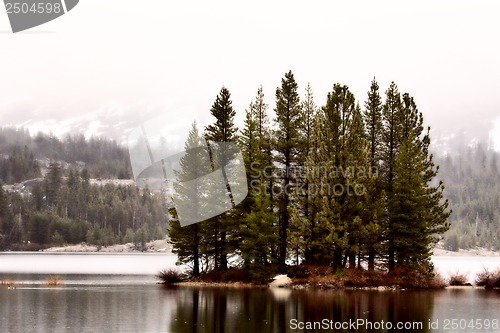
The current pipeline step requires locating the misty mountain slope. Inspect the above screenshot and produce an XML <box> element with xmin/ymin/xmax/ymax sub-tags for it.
<box><xmin>0</xmin><ymin>127</ymin><xmax>132</xmax><ymax>183</ymax></box>
<box><xmin>436</xmin><ymin>144</ymin><xmax>500</xmax><ymax>251</ymax></box>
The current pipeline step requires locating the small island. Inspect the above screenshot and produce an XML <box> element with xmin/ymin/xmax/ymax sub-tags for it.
<box><xmin>165</xmin><ymin>75</ymin><xmax>453</xmax><ymax>290</ymax></box>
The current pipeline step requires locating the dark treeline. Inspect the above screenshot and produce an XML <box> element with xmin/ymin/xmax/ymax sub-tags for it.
<box><xmin>169</xmin><ymin>72</ymin><xmax>451</xmax><ymax>279</ymax></box>
<box><xmin>0</xmin><ymin>145</ymin><xmax>41</xmax><ymax>184</ymax></box>
<box><xmin>0</xmin><ymin>161</ymin><xmax>167</xmax><ymax>250</ymax></box>
<box><xmin>436</xmin><ymin>144</ymin><xmax>500</xmax><ymax>251</ymax></box>
<box><xmin>0</xmin><ymin>127</ymin><xmax>132</xmax><ymax>181</ymax></box>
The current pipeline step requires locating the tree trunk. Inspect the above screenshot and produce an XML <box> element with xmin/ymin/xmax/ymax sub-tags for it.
<box><xmin>193</xmin><ymin>224</ymin><xmax>200</xmax><ymax>277</ymax></box>
<box><xmin>368</xmin><ymin>247</ymin><xmax>375</xmax><ymax>271</ymax></box>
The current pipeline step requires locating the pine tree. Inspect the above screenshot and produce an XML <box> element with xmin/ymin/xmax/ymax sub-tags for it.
<box><xmin>169</xmin><ymin>122</ymin><xmax>210</xmax><ymax>276</ymax></box>
<box><xmin>66</xmin><ymin>169</ymin><xmax>81</xmax><ymax>219</ymax></box>
<box><xmin>238</xmin><ymin>89</ymin><xmax>276</xmax><ymax>277</ymax></box>
<box><xmin>80</xmin><ymin>168</ymin><xmax>90</xmax><ymax>221</ymax></box>
<box><xmin>252</xmin><ymin>86</ymin><xmax>273</xmax><ymax>199</ymax></box>
<box><xmin>381</xmin><ymin>82</ymin><xmax>404</xmax><ymax>271</ymax></box>
<box><xmin>389</xmin><ymin>93</ymin><xmax>450</xmax><ymax>267</ymax></box>
<box><xmin>205</xmin><ymin>86</ymin><xmax>238</xmax><ymax>143</ymax></box>
<box><xmin>45</xmin><ymin>161</ymin><xmax>63</xmax><ymax>207</ymax></box>
<box><xmin>0</xmin><ymin>182</ymin><xmax>13</xmax><ymax>247</ymax></box>
<box><xmin>252</xmin><ymin>86</ymin><xmax>277</xmax><ymax>260</ymax></box>
<box><xmin>327</xmin><ymin>84</ymin><xmax>359</xmax><ymax>270</ymax></box>
<box><xmin>240</xmin><ymin>102</ymin><xmax>259</xmax><ymax>177</ymax></box>
<box><xmin>274</xmin><ymin>70</ymin><xmax>301</xmax><ymax>266</ymax></box>
<box><xmin>362</xmin><ymin>78</ymin><xmax>384</xmax><ymax>270</ymax></box>
<box><xmin>297</xmin><ymin>83</ymin><xmax>318</xmax><ymax>263</ymax></box>
<box><xmin>31</xmin><ymin>182</ymin><xmax>44</xmax><ymax>211</ymax></box>
<box><xmin>288</xmin><ymin>205</ymin><xmax>309</xmax><ymax>265</ymax></box>
<box><xmin>344</xmin><ymin>104</ymin><xmax>370</xmax><ymax>269</ymax></box>
<box><xmin>308</xmin><ymin>83</ymin><xmax>358</xmax><ymax>269</ymax></box>
<box><xmin>364</xmin><ymin>78</ymin><xmax>383</xmax><ymax>173</ymax></box>
<box><xmin>253</xmin><ymin>85</ymin><xmax>269</xmax><ymax>139</ymax></box>
<box><xmin>239</xmin><ymin>190</ymin><xmax>277</xmax><ymax>279</ymax></box>
<box><xmin>204</xmin><ymin>86</ymin><xmax>238</xmax><ymax>271</ymax></box>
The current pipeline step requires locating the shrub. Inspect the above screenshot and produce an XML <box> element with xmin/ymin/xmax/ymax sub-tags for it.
<box><xmin>476</xmin><ymin>268</ymin><xmax>500</xmax><ymax>288</ymax></box>
<box><xmin>44</xmin><ymin>275</ymin><xmax>62</xmax><ymax>286</ymax></box>
<box><xmin>220</xmin><ymin>268</ymin><xmax>249</xmax><ymax>283</ymax></box>
<box><xmin>448</xmin><ymin>272</ymin><xmax>470</xmax><ymax>286</ymax></box>
<box><xmin>155</xmin><ymin>269</ymin><xmax>185</xmax><ymax>285</ymax></box>
<box><xmin>287</xmin><ymin>265</ymin><xmax>311</xmax><ymax>279</ymax></box>
<box><xmin>389</xmin><ymin>263</ymin><xmax>447</xmax><ymax>289</ymax></box>
<box><xmin>51</xmin><ymin>231</ymin><xmax>65</xmax><ymax>246</ymax></box>
<box><xmin>343</xmin><ymin>269</ymin><xmax>386</xmax><ymax>288</ymax></box>
<box><xmin>429</xmin><ymin>273</ymin><xmax>448</xmax><ymax>289</ymax></box>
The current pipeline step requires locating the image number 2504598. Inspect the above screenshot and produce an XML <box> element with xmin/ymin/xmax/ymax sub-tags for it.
<box><xmin>3</xmin><ymin>0</ymin><xmax>79</xmax><ymax>33</ymax></box>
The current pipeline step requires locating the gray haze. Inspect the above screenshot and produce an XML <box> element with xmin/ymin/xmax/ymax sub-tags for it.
<box><xmin>0</xmin><ymin>0</ymin><xmax>499</xmax><ymax>152</ymax></box>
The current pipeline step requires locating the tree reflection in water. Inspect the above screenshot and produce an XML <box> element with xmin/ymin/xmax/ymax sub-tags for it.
<box><xmin>169</xmin><ymin>287</ymin><xmax>437</xmax><ymax>333</ymax></box>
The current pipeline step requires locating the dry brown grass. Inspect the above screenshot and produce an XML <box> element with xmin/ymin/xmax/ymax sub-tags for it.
<box><xmin>387</xmin><ymin>264</ymin><xmax>448</xmax><ymax>289</ymax></box>
<box><xmin>44</xmin><ymin>275</ymin><xmax>62</xmax><ymax>287</ymax></box>
<box><xmin>155</xmin><ymin>269</ymin><xmax>186</xmax><ymax>285</ymax></box>
<box><xmin>448</xmin><ymin>272</ymin><xmax>470</xmax><ymax>286</ymax></box>
<box><xmin>476</xmin><ymin>267</ymin><xmax>500</xmax><ymax>288</ymax></box>
<box><xmin>290</xmin><ymin>264</ymin><xmax>447</xmax><ymax>290</ymax></box>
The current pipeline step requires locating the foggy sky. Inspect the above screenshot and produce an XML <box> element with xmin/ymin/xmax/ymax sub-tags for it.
<box><xmin>0</xmin><ymin>0</ymin><xmax>499</xmax><ymax>151</ymax></box>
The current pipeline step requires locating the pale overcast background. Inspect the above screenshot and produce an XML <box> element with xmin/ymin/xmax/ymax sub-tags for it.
<box><xmin>0</xmin><ymin>0</ymin><xmax>499</xmax><ymax>152</ymax></box>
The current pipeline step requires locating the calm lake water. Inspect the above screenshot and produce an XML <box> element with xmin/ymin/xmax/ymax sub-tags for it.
<box><xmin>1</xmin><ymin>253</ymin><xmax>500</xmax><ymax>333</ymax></box>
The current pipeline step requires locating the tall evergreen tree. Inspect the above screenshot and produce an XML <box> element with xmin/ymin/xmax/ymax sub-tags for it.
<box><xmin>252</xmin><ymin>86</ymin><xmax>278</xmax><ymax>260</ymax></box>
<box><xmin>274</xmin><ymin>70</ymin><xmax>301</xmax><ymax>266</ymax></box>
<box><xmin>253</xmin><ymin>85</ymin><xmax>269</xmax><ymax>139</ymax></box>
<box><xmin>240</xmin><ymin>102</ymin><xmax>259</xmax><ymax>177</ymax></box>
<box><xmin>238</xmin><ymin>88</ymin><xmax>277</xmax><ymax>277</ymax></box>
<box><xmin>45</xmin><ymin>161</ymin><xmax>63</xmax><ymax>207</ymax></box>
<box><xmin>252</xmin><ymin>86</ymin><xmax>273</xmax><ymax>199</ymax></box>
<box><xmin>31</xmin><ymin>182</ymin><xmax>44</xmax><ymax>211</ymax></box>
<box><xmin>389</xmin><ymin>93</ymin><xmax>450</xmax><ymax>267</ymax></box>
<box><xmin>0</xmin><ymin>182</ymin><xmax>13</xmax><ymax>246</ymax></box>
<box><xmin>295</xmin><ymin>83</ymin><xmax>318</xmax><ymax>263</ymax></box>
<box><xmin>80</xmin><ymin>168</ymin><xmax>90</xmax><ymax>221</ymax></box>
<box><xmin>344</xmin><ymin>104</ymin><xmax>370</xmax><ymax>269</ymax></box>
<box><xmin>362</xmin><ymin>78</ymin><xmax>384</xmax><ymax>270</ymax></box>
<box><xmin>307</xmin><ymin>83</ymin><xmax>358</xmax><ymax>269</ymax></box>
<box><xmin>205</xmin><ymin>86</ymin><xmax>238</xmax><ymax>271</ymax></box>
<box><xmin>169</xmin><ymin>122</ymin><xmax>209</xmax><ymax>277</ymax></box>
<box><xmin>205</xmin><ymin>86</ymin><xmax>238</xmax><ymax>143</ymax></box>
<box><xmin>66</xmin><ymin>169</ymin><xmax>81</xmax><ymax>219</ymax></box>
<box><xmin>381</xmin><ymin>82</ymin><xmax>403</xmax><ymax>271</ymax></box>
<box><xmin>364</xmin><ymin>78</ymin><xmax>383</xmax><ymax>173</ymax></box>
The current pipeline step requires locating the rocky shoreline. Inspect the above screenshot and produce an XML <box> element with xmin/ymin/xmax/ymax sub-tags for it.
<box><xmin>42</xmin><ymin>239</ymin><xmax>172</xmax><ymax>253</ymax></box>
<box><xmin>432</xmin><ymin>247</ymin><xmax>500</xmax><ymax>257</ymax></box>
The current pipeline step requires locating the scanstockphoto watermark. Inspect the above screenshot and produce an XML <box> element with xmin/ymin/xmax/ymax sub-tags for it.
<box><xmin>127</xmin><ymin>113</ymin><xmax>248</xmax><ymax>228</ymax></box>
<box><xmin>249</xmin><ymin>163</ymin><xmax>379</xmax><ymax>197</ymax></box>
<box><xmin>289</xmin><ymin>318</ymin><xmax>423</xmax><ymax>331</ymax></box>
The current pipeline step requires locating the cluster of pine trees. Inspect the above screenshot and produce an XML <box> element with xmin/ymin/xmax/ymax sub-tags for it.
<box><xmin>0</xmin><ymin>161</ymin><xmax>167</xmax><ymax>250</ymax></box>
<box><xmin>169</xmin><ymin>71</ymin><xmax>451</xmax><ymax>277</ymax></box>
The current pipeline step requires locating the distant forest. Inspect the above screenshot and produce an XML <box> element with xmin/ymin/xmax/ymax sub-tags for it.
<box><xmin>0</xmin><ymin>127</ymin><xmax>132</xmax><ymax>182</ymax></box>
<box><xmin>0</xmin><ymin>129</ymin><xmax>165</xmax><ymax>250</ymax></box>
<box><xmin>437</xmin><ymin>145</ymin><xmax>500</xmax><ymax>251</ymax></box>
